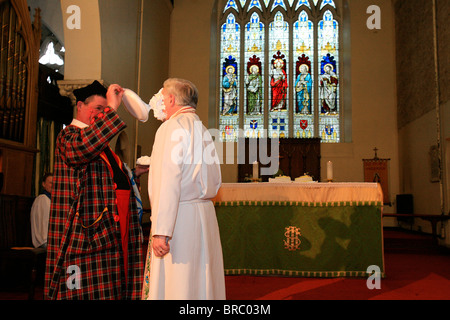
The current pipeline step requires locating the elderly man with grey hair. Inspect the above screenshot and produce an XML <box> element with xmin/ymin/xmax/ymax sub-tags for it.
<box><xmin>142</xmin><ymin>78</ymin><xmax>225</xmax><ymax>300</ymax></box>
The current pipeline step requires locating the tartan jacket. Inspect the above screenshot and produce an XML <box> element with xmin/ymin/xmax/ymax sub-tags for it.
<box><xmin>44</xmin><ymin>108</ymin><xmax>144</xmax><ymax>300</ymax></box>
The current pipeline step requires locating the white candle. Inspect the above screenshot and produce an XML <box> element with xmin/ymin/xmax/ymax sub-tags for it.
<box><xmin>327</xmin><ymin>161</ymin><xmax>333</xmax><ymax>181</ymax></box>
<box><xmin>253</xmin><ymin>161</ymin><xmax>259</xmax><ymax>179</ymax></box>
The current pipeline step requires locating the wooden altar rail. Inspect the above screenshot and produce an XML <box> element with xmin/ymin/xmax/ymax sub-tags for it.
<box><xmin>383</xmin><ymin>213</ymin><xmax>450</xmax><ymax>245</ymax></box>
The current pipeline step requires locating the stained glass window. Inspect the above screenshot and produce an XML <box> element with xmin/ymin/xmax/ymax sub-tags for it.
<box><xmin>220</xmin><ymin>13</ymin><xmax>240</xmax><ymax>142</ymax></box>
<box><xmin>218</xmin><ymin>0</ymin><xmax>342</xmax><ymax>143</ymax></box>
<box><xmin>295</xmin><ymin>0</ymin><xmax>311</xmax><ymax>10</ymax></box>
<box><xmin>244</xmin><ymin>12</ymin><xmax>265</xmax><ymax>138</ymax></box>
<box><xmin>293</xmin><ymin>10</ymin><xmax>314</xmax><ymax>138</ymax></box>
<box><xmin>320</xmin><ymin>0</ymin><xmax>335</xmax><ymax>10</ymax></box>
<box><xmin>318</xmin><ymin>9</ymin><xmax>339</xmax><ymax>143</ymax></box>
<box><xmin>268</xmin><ymin>12</ymin><xmax>289</xmax><ymax>138</ymax></box>
<box><xmin>224</xmin><ymin>0</ymin><xmax>239</xmax><ymax>12</ymax></box>
<box><xmin>271</xmin><ymin>0</ymin><xmax>287</xmax><ymax>11</ymax></box>
<box><xmin>247</xmin><ymin>0</ymin><xmax>263</xmax><ymax>11</ymax></box>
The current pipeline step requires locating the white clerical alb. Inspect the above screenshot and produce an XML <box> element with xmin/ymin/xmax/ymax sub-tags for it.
<box><xmin>142</xmin><ymin>110</ymin><xmax>226</xmax><ymax>300</ymax></box>
<box><xmin>30</xmin><ymin>193</ymin><xmax>50</xmax><ymax>248</ymax></box>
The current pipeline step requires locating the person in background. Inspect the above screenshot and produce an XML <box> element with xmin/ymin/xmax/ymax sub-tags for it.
<box><xmin>30</xmin><ymin>173</ymin><xmax>53</xmax><ymax>248</ymax></box>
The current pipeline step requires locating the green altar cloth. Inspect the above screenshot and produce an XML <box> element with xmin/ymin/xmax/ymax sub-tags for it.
<box><xmin>214</xmin><ymin>183</ymin><xmax>385</xmax><ymax>278</ymax></box>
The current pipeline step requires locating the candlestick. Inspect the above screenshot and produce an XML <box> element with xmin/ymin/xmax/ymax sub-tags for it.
<box><xmin>327</xmin><ymin>161</ymin><xmax>333</xmax><ymax>182</ymax></box>
<box><xmin>253</xmin><ymin>161</ymin><xmax>259</xmax><ymax>180</ymax></box>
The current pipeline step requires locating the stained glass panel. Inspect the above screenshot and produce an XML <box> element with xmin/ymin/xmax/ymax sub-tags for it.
<box><xmin>244</xmin><ymin>12</ymin><xmax>265</xmax><ymax>138</ymax></box>
<box><xmin>219</xmin><ymin>0</ymin><xmax>342</xmax><ymax>143</ymax></box>
<box><xmin>220</xmin><ymin>13</ymin><xmax>240</xmax><ymax>142</ymax></box>
<box><xmin>293</xmin><ymin>10</ymin><xmax>314</xmax><ymax>138</ymax></box>
<box><xmin>271</xmin><ymin>0</ymin><xmax>287</xmax><ymax>12</ymax></box>
<box><xmin>247</xmin><ymin>0</ymin><xmax>263</xmax><ymax>11</ymax></box>
<box><xmin>295</xmin><ymin>0</ymin><xmax>311</xmax><ymax>10</ymax></box>
<box><xmin>224</xmin><ymin>0</ymin><xmax>239</xmax><ymax>12</ymax></box>
<box><xmin>269</xmin><ymin>11</ymin><xmax>289</xmax><ymax>138</ymax></box>
<box><xmin>318</xmin><ymin>10</ymin><xmax>339</xmax><ymax>143</ymax></box>
<box><xmin>320</xmin><ymin>0</ymin><xmax>336</xmax><ymax>10</ymax></box>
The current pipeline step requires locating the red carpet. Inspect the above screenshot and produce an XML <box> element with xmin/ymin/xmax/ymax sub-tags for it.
<box><xmin>225</xmin><ymin>252</ymin><xmax>450</xmax><ymax>300</ymax></box>
<box><xmin>225</xmin><ymin>228</ymin><xmax>450</xmax><ymax>300</ymax></box>
<box><xmin>1</xmin><ymin>228</ymin><xmax>449</xmax><ymax>300</ymax></box>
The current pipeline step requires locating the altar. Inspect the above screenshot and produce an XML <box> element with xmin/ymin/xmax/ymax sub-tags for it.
<box><xmin>213</xmin><ymin>182</ymin><xmax>385</xmax><ymax>277</ymax></box>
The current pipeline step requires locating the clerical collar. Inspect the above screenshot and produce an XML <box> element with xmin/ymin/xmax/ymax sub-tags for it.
<box><xmin>70</xmin><ymin>119</ymin><xmax>88</xmax><ymax>129</ymax></box>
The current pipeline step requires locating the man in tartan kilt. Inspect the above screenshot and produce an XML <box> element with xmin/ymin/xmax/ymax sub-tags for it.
<box><xmin>44</xmin><ymin>81</ymin><xmax>143</xmax><ymax>299</ymax></box>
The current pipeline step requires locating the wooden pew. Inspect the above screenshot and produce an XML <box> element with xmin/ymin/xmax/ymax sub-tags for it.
<box><xmin>383</xmin><ymin>213</ymin><xmax>450</xmax><ymax>245</ymax></box>
<box><xmin>0</xmin><ymin>194</ymin><xmax>46</xmax><ymax>299</ymax></box>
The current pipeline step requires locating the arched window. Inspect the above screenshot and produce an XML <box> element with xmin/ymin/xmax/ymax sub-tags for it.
<box><xmin>218</xmin><ymin>0</ymin><xmax>343</xmax><ymax>143</ymax></box>
<box><xmin>39</xmin><ymin>28</ymin><xmax>65</xmax><ymax>75</ymax></box>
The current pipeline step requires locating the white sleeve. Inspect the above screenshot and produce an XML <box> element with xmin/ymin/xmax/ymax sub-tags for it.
<box><xmin>30</xmin><ymin>195</ymin><xmax>50</xmax><ymax>247</ymax></box>
<box><xmin>198</xmin><ymin>126</ymin><xmax>222</xmax><ymax>199</ymax></box>
<box><xmin>150</xmin><ymin>121</ymin><xmax>186</xmax><ymax>237</ymax></box>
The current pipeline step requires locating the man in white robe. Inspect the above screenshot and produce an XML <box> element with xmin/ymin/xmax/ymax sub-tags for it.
<box><xmin>31</xmin><ymin>173</ymin><xmax>53</xmax><ymax>248</ymax></box>
<box><xmin>142</xmin><ymin>78</ymin><xmax>226</xmax><ymax>300</ymax></box>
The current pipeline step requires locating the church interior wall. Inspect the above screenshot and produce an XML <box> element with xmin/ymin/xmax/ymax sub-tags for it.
<box><xmin>98</xmin><ymin>0</ymin><xmax>172</xmax><ymax>208</ymax></box>
<box><xmin>60</xmin><ymin>0</ymin><xmax>102</xmax><ymax>80</ymax></box>
<box><xmin>394</xmin><ymin>0</ymin><xmax>450</xmax><ymax>245</ymax></box>
<box><xmin>168</xmin><ymin>0</ymin><xmax>400</xmax><ymax>215</ymax></box>
<box><xmin>30</xmin><ymin>0</ymin><xmax>450</xmax><ymax>243</ymax></box>
<box><xmin>99</xmin><ymin>0</ymin><xmax>140</xmax><ymax>166</ymax></box>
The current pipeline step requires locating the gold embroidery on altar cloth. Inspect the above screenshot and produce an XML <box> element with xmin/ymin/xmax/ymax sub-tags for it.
<box><xmin>284</xmin><ymin>226</ymin><xmax>301</xmax><ymax>251</ymax></box>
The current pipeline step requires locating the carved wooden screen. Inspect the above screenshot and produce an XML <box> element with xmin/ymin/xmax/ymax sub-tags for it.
<box><xmin>238</xmin><ymin>137</ymin><xmax>321</xmax><ymax>182</ymax></box>
<box><xmin>0</xmin><ymin>0</ymin><xmax>41</xmax><ymax>144</ymax></box>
